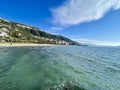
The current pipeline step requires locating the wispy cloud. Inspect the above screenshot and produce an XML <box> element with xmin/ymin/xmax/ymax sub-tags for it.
<box><xmin>43</xmin><ymin>26</ymin><xmax>63</xmax><ymax>35</ymax></box>
<box><xmin>51</xmin><ymin>0</ymin><xmax>120</xmax><ymax>25</ymax></box>
<box><xmin>51</xmin><ymin>27</ymin><xmax>63</xmax><ymax>31</ymax></box>
<box><xmin>73</xmin><ymin>38</ymin><xmax>120</xmax><ymax>46</ymax></box>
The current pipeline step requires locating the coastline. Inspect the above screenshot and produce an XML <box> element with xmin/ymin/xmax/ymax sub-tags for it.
<box><xmin>0</xmin><ymin>43</ymin><xmax>55</xmax><ymax>47</ymax></box>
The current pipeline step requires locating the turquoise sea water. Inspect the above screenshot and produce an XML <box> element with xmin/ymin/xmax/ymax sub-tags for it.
<box><xmin>0</xmin><ymin>46</ymin><xmax>120</xmax><ymax>90</ymax></box>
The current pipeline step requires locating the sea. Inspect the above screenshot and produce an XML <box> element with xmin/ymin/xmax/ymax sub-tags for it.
<box><xmin>0</xmin><ymin>46</ymin><xmax>120</xmax><ymax>90</ymax></box>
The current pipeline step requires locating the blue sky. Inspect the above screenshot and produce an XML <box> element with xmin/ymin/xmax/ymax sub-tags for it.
<box><xmin>1</xmin><ymin>0</ymin><xmax>120</xmax><ymax>46</ymax></box>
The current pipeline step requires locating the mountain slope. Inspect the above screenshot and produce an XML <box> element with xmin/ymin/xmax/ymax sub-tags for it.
<box><xmin>0</xmin><ymin>18</ymin><xmax>79</xmax><ymax>45</ymax></box>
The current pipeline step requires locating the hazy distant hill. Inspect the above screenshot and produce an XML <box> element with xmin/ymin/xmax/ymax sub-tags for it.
<box><xmin>0</xmin><ymin>18</ymin><xmax>79</xmax><ymax>45</ymax></box>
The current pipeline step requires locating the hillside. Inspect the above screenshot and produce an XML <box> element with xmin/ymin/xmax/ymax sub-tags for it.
<box><xmin>0</xmin><ymin>18</ymin><xmax>79</xmax><ymax>45</ymax></box>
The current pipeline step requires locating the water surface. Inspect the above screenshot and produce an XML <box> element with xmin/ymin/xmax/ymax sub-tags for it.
<box><xmin>0</xmin><ymin>46</ymin><xmax>120</xmax><ymax>90</ymax></box>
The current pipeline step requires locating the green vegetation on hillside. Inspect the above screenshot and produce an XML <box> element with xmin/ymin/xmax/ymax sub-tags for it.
<box><xmin>0</xmin><ymin>18</ymin><xmax>79</xmax><ymax>45</ymax></box>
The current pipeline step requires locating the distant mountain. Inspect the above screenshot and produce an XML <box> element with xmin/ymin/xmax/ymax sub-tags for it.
<box><xmin>0</xmin><ymin>18</ymin><xmax>79</xmax><ymax>45</ymax></box>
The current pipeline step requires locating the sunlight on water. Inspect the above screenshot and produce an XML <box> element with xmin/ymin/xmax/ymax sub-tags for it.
<box><xmin>0</xmin><ymin>46</ymin><xmax>120</xmax><ymax>90</ymax></box>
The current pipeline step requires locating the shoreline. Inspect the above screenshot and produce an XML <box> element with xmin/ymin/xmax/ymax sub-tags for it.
<box><xmin>0</xmin><ymin>43</ymin><xmax>56</xmax><ymax>47</ymax></box>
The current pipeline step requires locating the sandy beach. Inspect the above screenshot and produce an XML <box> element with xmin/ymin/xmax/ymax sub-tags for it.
<box><xmin>0</xmin><ymin>43</ymin><xmax>54</xmax><ymax>47</ymax></box>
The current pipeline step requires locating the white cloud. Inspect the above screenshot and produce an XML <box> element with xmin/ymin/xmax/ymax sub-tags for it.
<box><xmin>51</xmin><ymin>27</ymin><xmax>63</xmax><ymax>31</ymax></box>
<box><xmin>51</xmin><ymin>0</ymin><xmax>120</xmax><ymax>25</ymax></box>
<box><xmin>73</xmin><ymin>38</ymin><xmax>120</xmax><ymax>46</ymax></box>
<box><xmin>43</xmin><ymin>26</ymin><xmax>63</xmax><ymax>35</ymax></box>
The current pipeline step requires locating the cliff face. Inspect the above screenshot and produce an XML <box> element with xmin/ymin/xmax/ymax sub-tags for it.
<box><xmin>0</xmin><ymin>18</ymin><xmax>79</xmax><ymax>45</ymax></box>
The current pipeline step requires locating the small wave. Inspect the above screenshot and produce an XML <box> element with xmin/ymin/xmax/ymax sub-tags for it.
<box><xmin>49</xmin><ymin>82</ymin><xmax>87</xmax><ymax>90</ymax></box>
<box><xmin>105</xmin><ymin>66</ymin><xmax>120</xmax><ymax>73</ymax></box>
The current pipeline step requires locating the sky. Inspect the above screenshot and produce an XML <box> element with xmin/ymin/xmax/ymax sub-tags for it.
<box><xmin>0</xmin><ymin>0</ymin><xmax>120</xmax><ymax>46</ymax></box>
